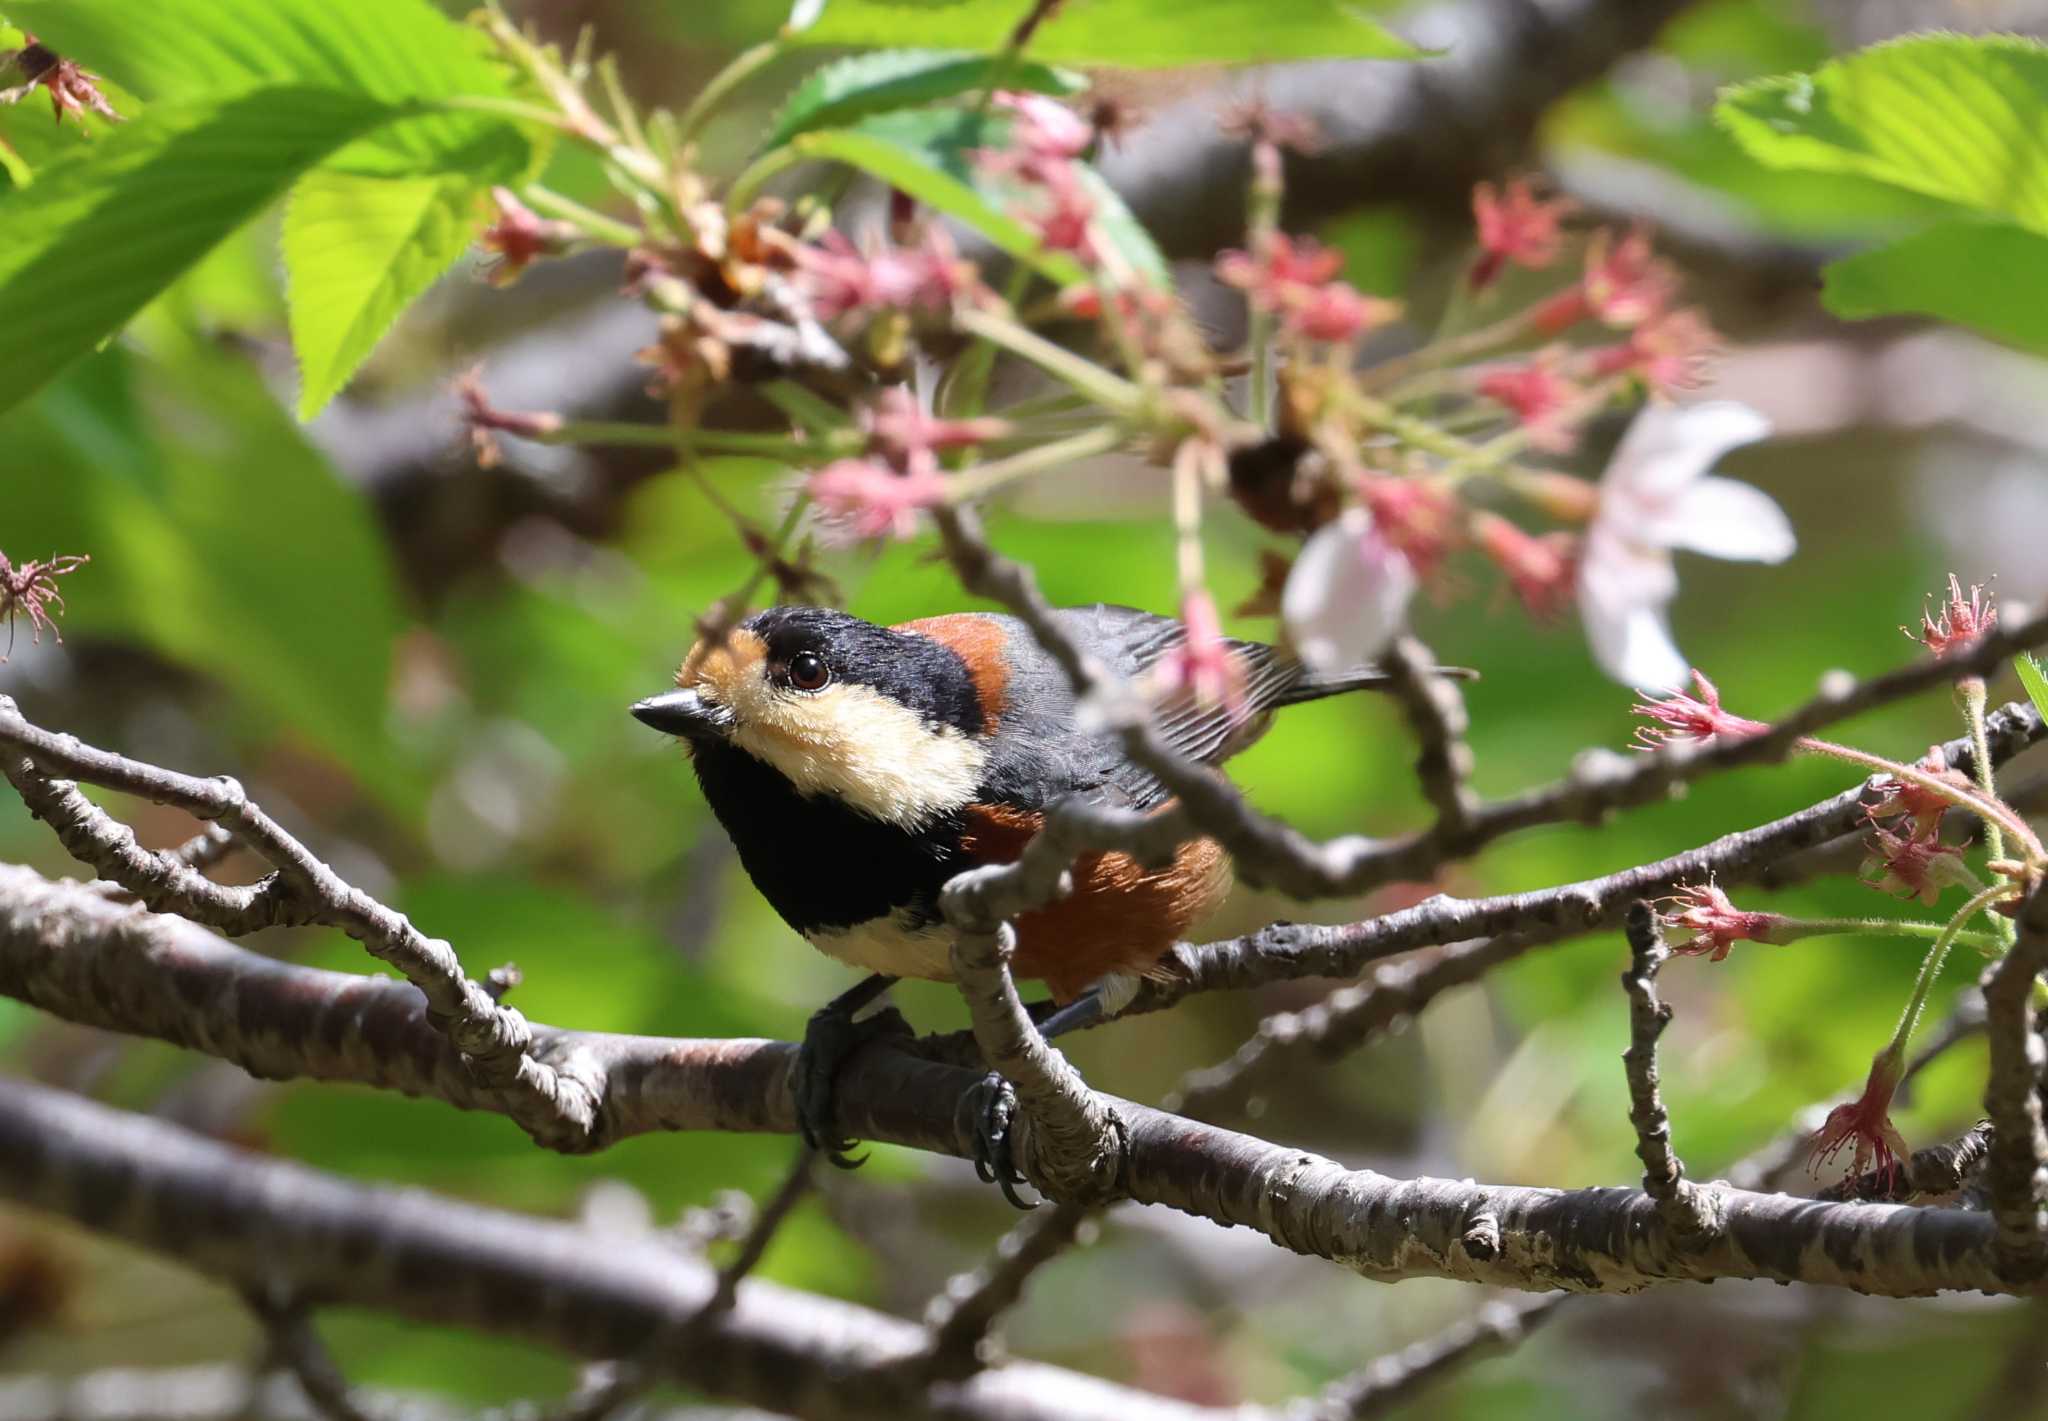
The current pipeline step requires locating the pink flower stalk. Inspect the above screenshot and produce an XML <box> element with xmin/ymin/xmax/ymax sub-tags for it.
<box><xmin>1215</xmin><ymin>99</ymin><xmax>1322</xmax><ymax>156</ymax></box>
<box><xmin>1630</xmin><ymin>670</ymin><xmax>1769</xmax><ymax>750</ymax></box>
<box><xmin>2</xmin><ymin>37</ymin><xmax>120</xmax><ymax>127</ymax></box>
<box><xmin>1153</xmin><ymin>589</ymin><xmax>1244</xmax><ymax>710</ymax></box>
<box><xmin>1468</xmin><ymin>177</ymin><xmax>1573</xmax><ymax>292</ymax></box>
<box><xmin>1215</xmin><ymin>234</ymin><xmax>1346</xmax><ymax>311</ymax></box>
<box><xmin>477</xmin><ymin>187</ymin><xmax>577</xmax><ymax>287</ymax></box>
<box><xmin>0</xmin><ymin>550</ymin><xmax>89</xmax><ymax>658</ymax></box>
<box><xmin>860</xmin><ymin>387</ymin><xmax>1007</xmax><ymax>465</ymax></box>
<box><xmin>795</xmin><ymin>228</ymin><xmax>981</xmax><ymax>322</ymax></box>
<box><xmin>1357</xmin><ymin>476</ymin><xmax>1457</xmax><ymax>578</ymax></box>
<box><xmin>1811</xmin><ymin>1049</ymin><xmax>1911</xmax><ymax>1186</ymax></box>
<box><xmin>1471</xmin><ymin>513</ymin><xmax>1576</xmax><ymax>620</ymax></box>
<box><xmin>1860</xmin><ymin>823</ymin><xmax>1966</xmax><ymax>906</ymax></box>
<box><xmin>1281</xmin><ymin>506</ymin><xmax>1417</xmax><ymax>671</ymax></box>
<box><xmin>1582</xmin><ymin>226</ymin><xmax>1678</xmax><ymax>327</ymax></box>
<box><xmin>806</xmin><ymin>459</ymin><xmax>948</xmax><ymax>541</ymax></box>
<box><xmin>1908</xmin><ymin>574</ymin><xmax>1997</xmax><ymax>659</ymax></box>
<box><xmin>1869</xmin><ymin>748</ymin><xmax>1973</xmax><ymax>840</ymax></box>
<box><xmin>1476</xmin><ymin>356</ymin><xmax>1585</xmax><ymax>452</ymax></box>
<box><xmin>1660</xmin><ymin>883</ymin><xmax>1784</xmax><ymax>962</ymax></box>
<box><xmin>455</xmin><ymin>369</ymin><xmax>562</xmax><ymax>469</ymax></box>
<box><xmin>1024</xmin><ymin>158</ymin><xmax>1098</xmax><ymax>257</ymax></box>
<box><xmin>1282</xmin><ymin>280</ymin><xmax>1398</xmax><ymax>344</ymax></box>
<box><xmin>994</xmin><ymin>91</ymin><xmax>1094</xmax><ymax>159</ymax></box>
<box><xmin>1530</xmin><ymin>226</ymin><xmax>1678</xmax><ymax>334</ymax></box>
<box><xmin>1589</xmin><ymin>307</ymin><xmax>1719</xmax><ymax>394</ymax></box>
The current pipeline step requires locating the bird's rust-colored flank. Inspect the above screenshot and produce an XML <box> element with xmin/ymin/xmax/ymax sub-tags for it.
<box><xmin>896</xmin><ymin>614</ymin><xmax>1010</xmax><ymax>732</ymax></box>
<box><xmin>959</xmin><ymin>802</ymin><xmax>1231</xmax><ymax>1002</ymax></box>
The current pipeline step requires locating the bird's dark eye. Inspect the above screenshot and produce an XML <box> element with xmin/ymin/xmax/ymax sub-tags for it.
<box><xmin>788</xmin><ymin>651</ymin><xmax>831</xmax><ymax>692</ymax></box>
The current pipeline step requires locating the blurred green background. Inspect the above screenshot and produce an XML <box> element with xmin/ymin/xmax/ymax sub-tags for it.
<box><xmin>6</xmin><ymin>0</ymin><xmax>2048</xmax><ymax>1416</ymax></box>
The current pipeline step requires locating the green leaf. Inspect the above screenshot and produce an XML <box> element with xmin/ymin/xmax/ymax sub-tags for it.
<box><xmin>283</xmin><ymin>171</ymin><xmax>482</xmax><ymax>419</ymax></box>
<box><xmin>2</xmin><ymin>348</ymin><xmax>415</xmax><ymax>814</ymax></box>
<box><xmin>0</xmin><ymin>87</ymin><xmax>402</xmax><ymax>417</ymax></box>
<box><xmin>1822</xmin><ymin>221</ymin><xmax>2048</xmax><ymax>356</ymax></box>
<box><xmin>791</xmin><ymin>120</ymin><xmax>1086</xmax><ymax>285</ymax></box>
<box><xmin>793</xmin><ymin>110</ymin><xmax>1167</xmax><ymax>288</ymax></box>
<box><xmin>8</xmin><ymin>0</ymin><xmax>531</xmax><ymax>178</ymax></box>
<box><xmin>791</xmin><ymin>0</ymin><xmax>1423</xmax><ymax>65</ymax></box>
<box><xmin>2018</xmin><ymin>654</ymin><xmax>2048</xmax><ymax>723</ymax></box>
<box><xmin>766</xmin><ymin>49</ymin><xmax>1085</xmax><ymax>150</ymax></box>
<box><xmin>1717</xmin><ymin>35</ymin><xmax>2048</xmax><ymax>234</ymax></box>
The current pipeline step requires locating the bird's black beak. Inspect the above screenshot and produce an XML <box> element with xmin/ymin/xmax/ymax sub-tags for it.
<box><xmin>630</xmin><ymin>688</ymin><xmax>732</xmax><ymax>741</ymax></box>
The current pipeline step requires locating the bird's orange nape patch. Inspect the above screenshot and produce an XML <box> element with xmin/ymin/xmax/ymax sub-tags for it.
<box><xmin>678</xmin><ymin>627</ymin><xmax>767</xmax><ymax>700</ymax></box>
<box><xmin>960</xmin><ymin>802</ymin><xmax>1231</xmax><ymax>1003</ymax></box>
<box><xmin>895</xmin><ymin>614</ymin><xmax>1009</xmax><ymax>733</ymax></box>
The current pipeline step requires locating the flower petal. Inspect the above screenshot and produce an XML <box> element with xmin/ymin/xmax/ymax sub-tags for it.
<box><xmin>1603</xmin><ymin>400</ymin><xmax>1773</xmax><ymax>503</ymax></box>
<box><xmin>1644</xmin><ymin>476</ymin><xmax>1797</xmax><ymax>563</ymax></box>
<box><xmin>1282</xmin><ymin>507</ymin><xmax>1416</xmax><ymax>671</ymax></box>
<box><xmin>1578</xmin><ymin>536</ymin><xmax>1688</xmax><ymax>689</ymax></box>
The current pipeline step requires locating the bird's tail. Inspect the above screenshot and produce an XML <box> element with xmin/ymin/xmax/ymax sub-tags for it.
<box><xmin>1274</xmin><ymin>662</ymin><xmax>1479</xmax><ymax>707</ymax></box>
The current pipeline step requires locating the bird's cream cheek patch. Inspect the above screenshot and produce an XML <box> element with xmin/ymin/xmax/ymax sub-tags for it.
<box><xmin>726</xmin><ymin>672</ymin><xmax>987</xmax><ymax>828</ymax></box>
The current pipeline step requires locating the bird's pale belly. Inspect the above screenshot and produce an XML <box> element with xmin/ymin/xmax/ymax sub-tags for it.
<box><xmin>806</xmin><ymin>911</ymin><xmax>959</xmax><ymax>980</ymax></box>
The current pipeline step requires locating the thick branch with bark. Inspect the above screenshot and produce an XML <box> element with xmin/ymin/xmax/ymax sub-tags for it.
<box><xmin>0</xmin><ymin>1078</ymin><xmax>1208</xmax><ymax>1421</ymax></box>
<box><xmin>2</xmin><ymin>864</ymin><xmax>2044</xmax><ymax>1298</ymax></box>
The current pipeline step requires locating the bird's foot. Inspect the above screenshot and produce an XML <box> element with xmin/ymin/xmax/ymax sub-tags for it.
<box><xmin>796</xmin><ymin>987</ymin><xmax>909</xmax><ymax>1169</ymax></box>
<box><xmin>967</xmin><ymin>1070</ymin><xmax>1035</xmax><ymax>1210</ymax></box>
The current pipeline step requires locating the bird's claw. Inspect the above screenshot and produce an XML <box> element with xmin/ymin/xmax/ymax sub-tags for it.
<box><xmin>968</xmin><ymin>1070</ymin><xmax>1036</xmax><ymax>1210</ymax></box>
<box><xmin>795</xmin><ymin>1001</ymin><xmax>910</xmax><ymax>1169</ymax></box>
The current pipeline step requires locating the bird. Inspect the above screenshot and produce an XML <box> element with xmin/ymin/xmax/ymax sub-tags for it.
<box><xmin>631</xmin><ymin>603</ymin><xmax>1462</xmax><ymax>1183</ymax></box>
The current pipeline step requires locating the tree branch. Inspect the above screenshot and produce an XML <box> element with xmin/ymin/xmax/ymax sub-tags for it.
<box><xmin>1983</xmin><ymin>884</ymin><xmax>2048</xmax><ymax>1274</ymax></box>
<box><xmin>936</xmin><ymin>506</ymin><xmax>2048</xmax><ymax>910</ymax></box>
<box><xmin>1620</xmin><ymin>902</ymin><xmax>1720</xmax><ymax>1244</ymax></box>
<box><xmin>1136</xmin><ymin>694</ymin><xmax>2044</xmax><ymax>1018</ymax></box>
<box><xmin>5</xmin><ymin>866</ymin><xmax>2047</xmax><ymax>1296</ymax></box>
<box><xmin>0</xmin><ymin>1078</ymin><xmax>1212</xmax><ymax>1421</ymax></box>
<box><xmin>0</xmin><ymin>696</ymin><xmax>588</xmax><ymax>1147</ymax></box>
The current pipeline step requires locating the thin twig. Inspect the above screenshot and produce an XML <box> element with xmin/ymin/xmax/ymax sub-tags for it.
<box><xmin>1620</xmin><ymin>903</ymin><xmax>1719</xmax><ymax>1243</ymax></box>
<box><xmin>1133</xmin><ymin>696</ymin><xmax>2044</xmax><ymax>1017</ymax></box>
<box><xmin>1281</xmin><ymin>1294</ymin><xmax>1565</xmax><ymax>1421</ymax></box>
<box><xmin>913</xmin><ymin>1201</ymin><xmax>1093</xmax><ymax>1381</ymax></box>
<box><xmin>1380</xmin><ymin>635</ymin><xmax>1479</xmax><ymax>837</ymax></box>
<box><xmin>0</xmin><ymin>695</ymin><xmax>590</xmax><ymax>1147</ymax></box>
<box><xmin>243</xmin><ymin>1291</ymin><xmax>379</xmax><ymax>1421</ymax></box>
<box><xmin>543</xmin><ymin>1148</ymin><xmax>818</xmax><ymax>1421</ymax></box>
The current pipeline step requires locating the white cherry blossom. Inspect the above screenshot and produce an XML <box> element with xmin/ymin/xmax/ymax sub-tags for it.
<box><xmin>1282</xmin><ymin>506</ymin><xmax>1417</xmax><ymax>672</ymax></box>
<box><xmin>1578</xmin><ymin>401</ymin><xmax>1793</xmax><ymax>689</ymax></box>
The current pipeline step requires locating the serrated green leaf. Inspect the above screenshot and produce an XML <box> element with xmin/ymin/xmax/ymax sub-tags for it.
<box><xmin>1717</xmin><ymin>35</ymin><xmax>2048</xmax><ymax>234</ymax></box>
<box><xmin>767</xmin><ymin>49</ymin><xmax>1084</xmax><ymax>151</ymax></box>
<box><xmin>0</xmin><ymin>86</ymin><xmax>402</xmax><ymax>417</ymax></box>
<box><xmin>791</xmin><ymin>0</ymin><xmax>1422</xmax><ymax>65</ymax></box>
<box><xmin>2018</xmin><ymin>654</ymin><xmax>2048</xmax><ymax>723</ymax></box>
<box><xmin>9</xmin><ymin>0</ymin><xmax>530</xmax><ymax>178</ymax></box>
<box><xmin>1822</xmin><ymin>221</ymin><xmax>2048</xmax><ymax>357</ymax></box>
<box><xmin>284</xmin><ymin>171</ymin><xmax>482</xmax><ymax>419</ymax></box>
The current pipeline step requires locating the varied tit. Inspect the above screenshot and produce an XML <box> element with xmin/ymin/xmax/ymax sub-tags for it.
<box><xmin>632</xmin><ymin>603</ymin><xmax>1458</xmax><ymax>1172</ymax></box>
